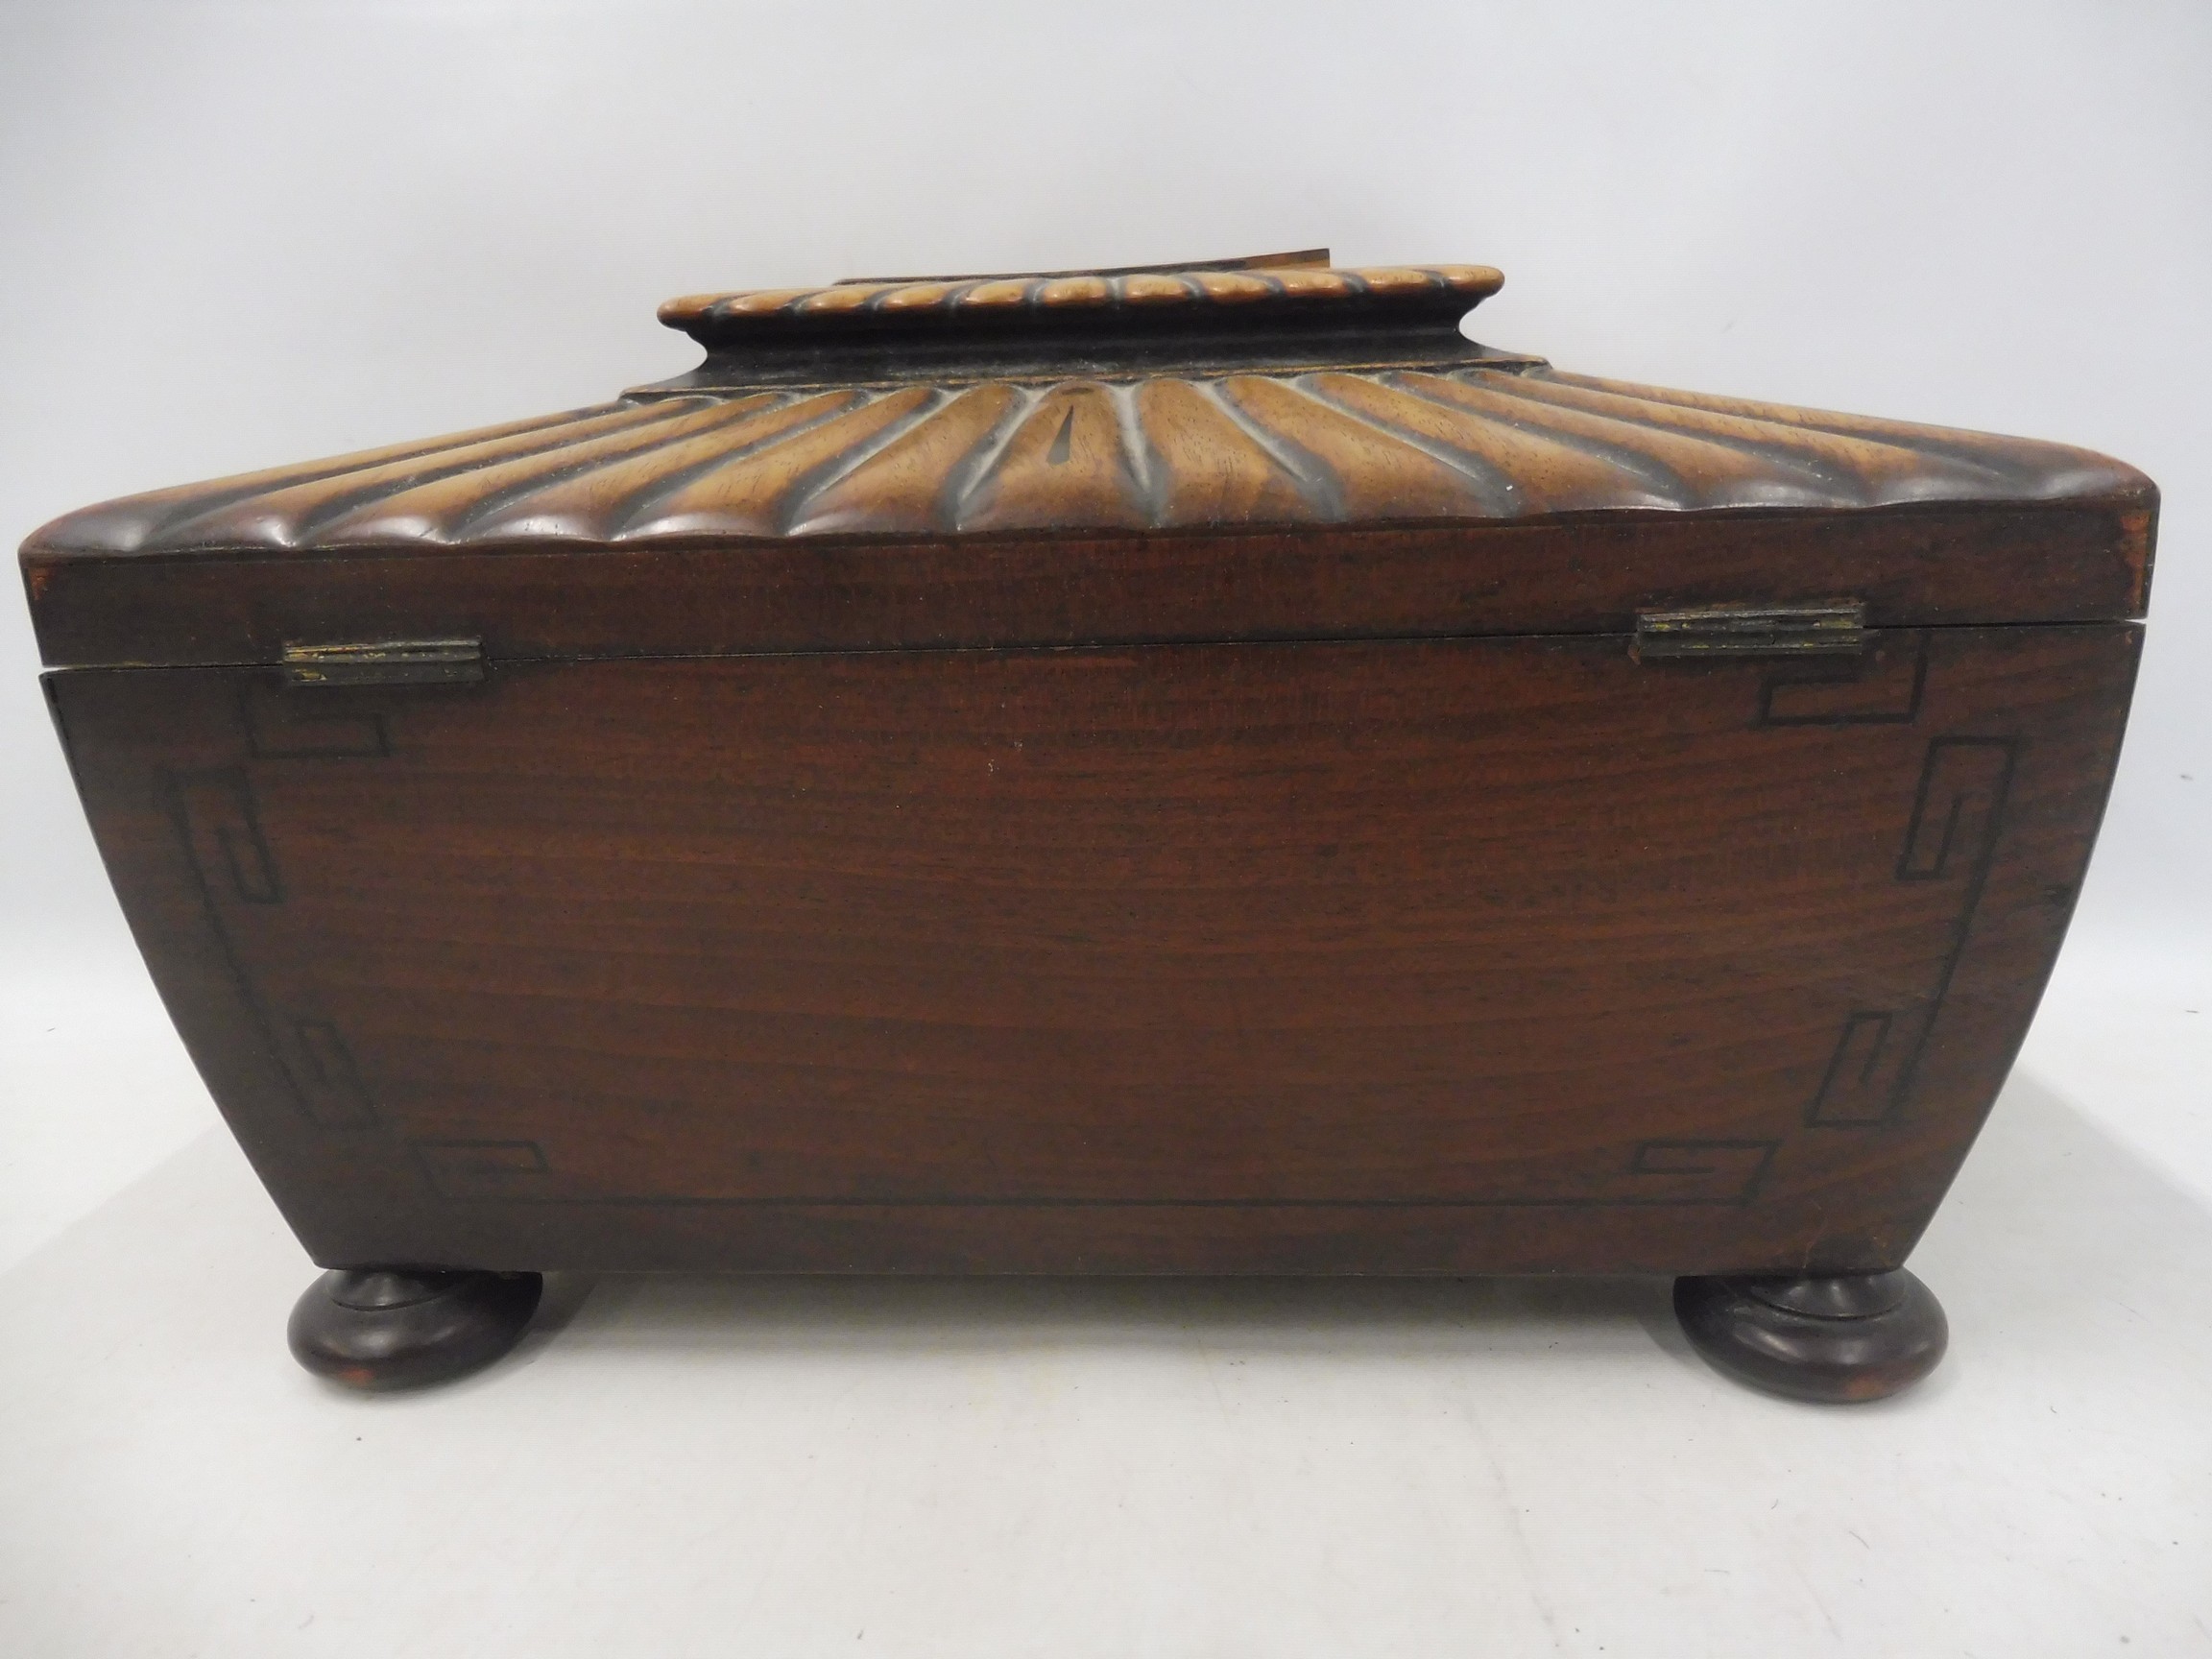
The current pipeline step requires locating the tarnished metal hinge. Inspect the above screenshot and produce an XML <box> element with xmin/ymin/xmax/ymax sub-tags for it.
<box><xmin>282</xmin><ymin>637</ymin><xmax>486</xmax><ymax>687</ymax></box>
<box><xmin>1632</xmin><ymin>602</ymin><xmax>1867</xmax><ymax>661</ymax></box>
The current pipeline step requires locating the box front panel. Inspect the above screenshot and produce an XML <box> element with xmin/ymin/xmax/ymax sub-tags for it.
<box><xmin>53</xmin><ymin>624</ymin><xmax>2136</xmax><ymax>1273</ymax></box>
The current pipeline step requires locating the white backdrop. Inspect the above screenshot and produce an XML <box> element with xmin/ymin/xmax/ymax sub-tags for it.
<box><xmin>3</xmin><ymin>6</ymin><xmax>2210</xmax><ymax>1655</ymax></box>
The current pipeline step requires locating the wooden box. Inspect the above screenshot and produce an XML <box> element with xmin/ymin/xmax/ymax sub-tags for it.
<box><xmin>20</xmin><ymin>253</ymin><xmax>2153</xmax><ymax>1399</ymax></box>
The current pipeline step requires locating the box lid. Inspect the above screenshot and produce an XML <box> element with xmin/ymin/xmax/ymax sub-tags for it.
<box><xmin>20</xmin><ymin>253</ymin><xmax>2155</xmax><ymax>670</ymax></box>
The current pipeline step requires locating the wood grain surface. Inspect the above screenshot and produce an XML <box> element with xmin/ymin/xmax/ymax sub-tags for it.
<box><xmin>47</xmin><ymin>621</ymin><xmax>2138</xmax><ymax>1275</ymax></box>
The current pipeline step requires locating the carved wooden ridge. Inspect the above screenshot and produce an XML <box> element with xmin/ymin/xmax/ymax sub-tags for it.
<box><xmin>658</xmin><ymin>261</ymin><xmax>1504</xmax><ymax>338</ymax></box>
<box><xmin>28</xmin><ymin>369</ymin><xmax>2151</xmax><ymax>556</ymax></box>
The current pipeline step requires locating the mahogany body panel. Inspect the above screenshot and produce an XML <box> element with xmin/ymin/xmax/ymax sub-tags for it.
<box><xmin>48</xmin><ymin>621</ymin><xmax>2136</xmax><ymax>1275</ymax></box>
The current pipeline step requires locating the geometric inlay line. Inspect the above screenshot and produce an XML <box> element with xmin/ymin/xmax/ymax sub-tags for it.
<box><xmin>173</xmin><ymin>771</ymin><xmax>284</xmax><ymax>904</ymax></box>
<box><xmin>1624</xmin><ymin>1139</ymin><xmax>1779</xmax><ymax>1205</ymax></box>
<box><xmin>277</xmin><ymin>1015</ymin><xmax>377</xmax><ymax>1129</ymax></box>
<box><xmin>1759</xmin><ymin>631</ymin><xmax>1928</xmax><ymax>727</ymax></box>
<box><xmin>240</xmin><ymin>679</ymin><xmax>389</xmax><ymax>759</ymax></box>
<box><xmin>414</xmin><ymin>1139</ymin><xmax>553</xmax><ymax>1200</ymax></box>
<box><xmin>1807</xmin><ymin>1009</ymin><xmax>1904</xmax><ymax>1126</ymax></box>
<box><xmin>1808</xmin><ymin>733</ymin><xmax>2022</xmax><ymax>1130</ymax></box>
<box><xmin>168</xmin><ymin>767</ymin><xmax>377</xmax><ymax>1132</ymax></box>
<box><xmin>1897</xmin><ymin>737</ymin><xmax>2015</xmax><ymax>880</ymax></box>
<box><xmin>400</xmin><ymin>1137</ymin><xmax>1792</xmax><ymax>1209</ymax></box>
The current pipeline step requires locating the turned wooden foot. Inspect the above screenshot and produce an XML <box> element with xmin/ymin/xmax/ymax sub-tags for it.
<box><xmin>288</xmin><ymin>1268</ymin><xmax>542</xmax><ymax>1391</ymax></box>
<box><xmin>1673</xmin><ymin>1268</ymin><xmax>1947</xmax><ymax>1403</ymax></box>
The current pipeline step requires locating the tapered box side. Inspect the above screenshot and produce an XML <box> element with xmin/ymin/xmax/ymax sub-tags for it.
<box><xmin>46</xmin><ymin>620</ymin><xmax>2137</xmax><ymax>1274</ymax></box>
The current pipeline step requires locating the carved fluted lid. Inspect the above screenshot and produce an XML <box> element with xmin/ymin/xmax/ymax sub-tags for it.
<box><xmin>24</xmin><ymin>255</ymin><xmax>2153</xmax><ymax>558</ymax></box>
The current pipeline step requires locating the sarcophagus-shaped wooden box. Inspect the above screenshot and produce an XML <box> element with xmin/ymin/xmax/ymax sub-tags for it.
<box><xmin>21</xmin><ymin>253</ymin><xmax>2153</xmax><ymax>1399</ymax></box>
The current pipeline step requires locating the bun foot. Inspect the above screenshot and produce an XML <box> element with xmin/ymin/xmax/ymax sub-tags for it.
<box><xmin>1673</xmin><ymin>1268</ymin><xmax>1947</xmax><ymax>1404</ymax></box>
<box><xmin>288</xmin><ymin>1268</ymin><xmax>542</xmax><ymax>1391</ymax></box>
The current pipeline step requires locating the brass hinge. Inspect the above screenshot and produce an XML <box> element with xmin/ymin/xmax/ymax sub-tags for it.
<box><xmin>1632</xmin><ymin>602</ymin><xmax>1867</xmax><ymax>661</ymax></box>
<box><xmin>281</xmin><ymin>637</ymin><xmax>486</xmax><ymax>687</ymax></box>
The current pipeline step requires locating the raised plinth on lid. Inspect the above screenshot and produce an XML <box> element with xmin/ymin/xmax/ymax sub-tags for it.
<box><xmin>649</xmin><ymin>249</ymin><xmax>1513</xmax><ymax>389</ymax></box>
